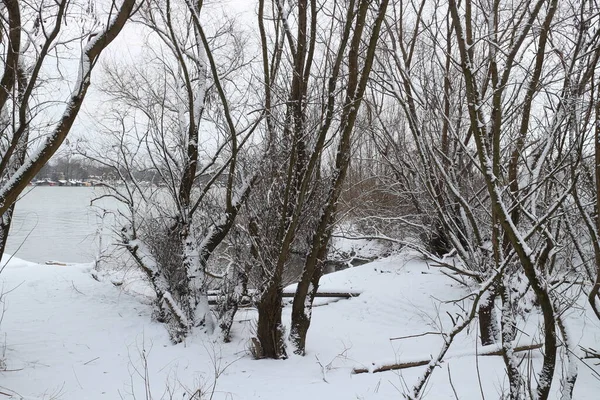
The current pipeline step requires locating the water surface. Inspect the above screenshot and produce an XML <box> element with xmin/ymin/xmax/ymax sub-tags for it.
<box><xmin>5</xmin><ymin>187</ymin><xmax>115</xmax><ymax>264</ymax></box>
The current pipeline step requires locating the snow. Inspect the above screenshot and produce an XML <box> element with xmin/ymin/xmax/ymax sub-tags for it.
<box><xmin>0</xmin><ymin>251</ymin><xmax>599</xmax><ymax>399</ymax></box>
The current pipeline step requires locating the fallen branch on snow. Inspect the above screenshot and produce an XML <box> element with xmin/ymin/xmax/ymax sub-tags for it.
<box><xmin>207</xmin><ymin>290</ymin><xmax>361</xmax><ymax>305</ymax></box>
<box><xmin>352</xmin><ymin>343</ymin><xmax>543</xmax><ymax>374</ymax></box>
<box><xmin>206</xmin><ymin>289</ymin><xmax>361</xmax><ymax>298</ymax></box>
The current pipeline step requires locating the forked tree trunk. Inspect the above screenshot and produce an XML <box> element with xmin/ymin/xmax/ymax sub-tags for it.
<box><xmin>289</xmin><ymin>0</ymin><xmax>389</xmax><ymax>355</ymax></box>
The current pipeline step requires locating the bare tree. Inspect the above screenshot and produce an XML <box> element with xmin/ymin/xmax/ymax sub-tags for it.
<box><xmin>85</xmin><ymin>0</ymin><xmax>262</xmax><ymax>342</ymax></box>
<box><xmin>289</xmin><ymin>0</ymin><xmax>390</xmax><ymax>356</ymax></box>
<box><xmin>364</xmin><ymin>0</ymin><xmax>600</xmax><ymax>398</ymax></box>
<box><xmin>0</xmin><ymin>0</ymin><xmax>137</xmax><ymax>257</ymax></box>
<box><xmin>233</xmin><ymin>0</ymin><xmax>389</xmax><ymax>359</ymax></box>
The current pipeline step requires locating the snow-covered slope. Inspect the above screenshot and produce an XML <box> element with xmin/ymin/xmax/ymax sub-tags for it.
<box><xmin>0</xmin><ymin>252</ymin><xmax>598</xmax><ymax>399</ymax></box>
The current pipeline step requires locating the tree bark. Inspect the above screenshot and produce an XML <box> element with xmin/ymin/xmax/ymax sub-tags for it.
<box><xmin>478</xmin><ymin>291</ymin><xmax>498</xmax><ymax>346</ymax></box>
<box><xmin>256</xmin><ymin>278</ymin><xmax>287</xmax><ymax>359</ymax></box>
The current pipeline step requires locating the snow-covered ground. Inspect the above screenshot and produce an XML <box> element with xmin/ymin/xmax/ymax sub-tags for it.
<box><xmin>0</xmin><ymin>251</ymin><xmax>598</xmax><ymax>399</ymax></box>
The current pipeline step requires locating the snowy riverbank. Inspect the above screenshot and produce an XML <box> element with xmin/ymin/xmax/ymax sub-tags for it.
<box><xmin>1</xmin><ymin>252</ymin><xmax>598</xmax><ymax>399</ymax></box>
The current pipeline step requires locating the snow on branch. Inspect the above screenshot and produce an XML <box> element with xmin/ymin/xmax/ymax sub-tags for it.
<box><xmin>121</xmin><ymin>224</ymin><xmax>191</xmax><ymax>335</ymax></box>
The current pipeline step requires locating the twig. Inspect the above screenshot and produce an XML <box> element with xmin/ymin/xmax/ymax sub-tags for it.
<box><xmin>83</xmin><ymin>357</ymin><xmax>100</xmax><ymax>365</ymax></box>
<box><xmin>447</xmin><ymin>363</ymin><xmax>460</xmax><ymax>400</ymax></box>
<box><xmin>72</xmin><ymin>366</ymin><xmax>84</xmax><ymax>390</ymax></box>
<box><xmin>71</xmin><ymin>281</ymin><xmax>85</xmax><ymax>295</ymax></box>
<box><xmin>390</xmin><ymin>331</ymin><xmax>442</xmax><ymax>341</ymax></box>
<box><xmin>315</xmin><ymin>355</ymin><xmax>329</xmax><ymax>384</ymax></box>
<box><xmin>475</xmin><ymin>333</ymin><xmax>486</xmax><ymax>400</ymax></box>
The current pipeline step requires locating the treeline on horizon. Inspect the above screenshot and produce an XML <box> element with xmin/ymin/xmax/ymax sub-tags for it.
<box><xmin>33</xmin><ymin>154</ymin><xmax>158</xmax><ymax>183</ymax></box>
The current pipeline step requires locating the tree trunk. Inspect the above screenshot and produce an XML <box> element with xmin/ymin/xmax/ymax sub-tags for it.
<box><xmin>217</xmin><ymin>262</ymin><xmax>250</xmax><ymax>342</ymax></box>
<box><xmin>0</xmin><ymin>206</ymin><xmax>15</xmax><ymax>257</ymax></box>
<box><xmin>290</xmin><ymin>259</ymin><xmax>324</xmax><ymax>354</ymax></box>
<box><xmin>478</xmin><ymin>290</ymin><xmax>499</xmax><ymax>346</ymax></box>
<box><xmin>181</xmin><ymin>224</ymin><xmax>214</xmax><ymax>333</ymax></box>
<box><xmin>256</xmin><ymin>278</ymin><xmax>287</xmax><ymax>359</ymax></box>
<box><xmin>499</xmin><ymin>282</ymin><xmax>522</xmax><ymax>399</ymax></box>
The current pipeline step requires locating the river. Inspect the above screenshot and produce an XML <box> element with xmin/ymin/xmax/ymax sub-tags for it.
<box><xmin>5</xmin><ymin>187</ymin><xmax>117</xmax><ymax>264</ymax></box>
<box><xmin>3</xmin><ymin>187</ymin><xmax>361</xmax><ymax>275</ymax></box>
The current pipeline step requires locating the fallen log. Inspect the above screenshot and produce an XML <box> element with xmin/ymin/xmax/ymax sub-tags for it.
<box><xmin>45</xmin><ymin>261</ymin><xmax>69</xmax><ymax>266</ymax></box>
<box><xmin>207</xmin><ymin>290</ymin><xmax>362</xmax><ymax>305</ymax></box>
<box><xmin>285</xmin><ymin>291</ymin><xmax>361</xmax><ymax>298</ymax></box>
<box><xmin>352</xmin><ymin>343</ymin><xmax>543</xmax><ymax>374</ymax></box>
<box><xmin>207</xmin><ymin>289</ymin><xmax>361</xmax><ymax>298</ymax></box>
